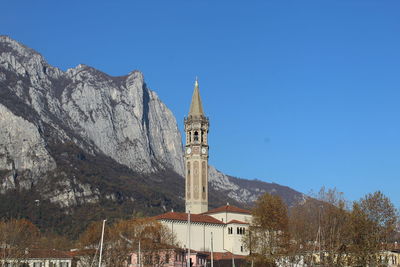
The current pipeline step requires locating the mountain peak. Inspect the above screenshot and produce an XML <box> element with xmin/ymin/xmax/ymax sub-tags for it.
<box><xmin>0</xmin><ymin>37</ymin><xmax>304</xmax><ymax>235</ymax></box>
<box><xmin>0</xmin><ymin>35</ymin><xmax>41</xmax><ymax>58</ymax></box>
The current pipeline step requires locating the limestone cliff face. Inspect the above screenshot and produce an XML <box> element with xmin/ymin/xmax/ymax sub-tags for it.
<box><xmin>0</xmin><ymin>36</ymin><xmax>303</xmax><ymax>214</ymax></box>
<box><xmin>0</xmin><ymin>35</ymin><xmax>184</xmax><ymax>208</ymax></box>
<box><xmin>61</xmin><ymin>65</ymin><xmax>183</xmax><ymax>174</ymax></box>
<box><xmin>0</xmin><ymin>104</ymin><xmax>56</xmax><ymax>192</ymax></box>
<box><xmin>0</xmin><ymin>36</ymin><xmax>183</xmax><ymax>175</ymax></box>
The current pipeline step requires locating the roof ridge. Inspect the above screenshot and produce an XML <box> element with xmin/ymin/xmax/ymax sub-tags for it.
<box><xmin>154</xmin><ymin>211</ymin><xmax>225</xmax><ymax>225</ymax></box>
<box><xmin>201</xmin><ymin>204</ymin><xmax>251</xmax><ymax>215</ymax></box>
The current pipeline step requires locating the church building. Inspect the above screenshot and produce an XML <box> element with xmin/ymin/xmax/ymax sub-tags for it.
<box><xmin>154</xmin><ymin>79</ymin><xmax>252</xmax><ymax>257</ymax></box>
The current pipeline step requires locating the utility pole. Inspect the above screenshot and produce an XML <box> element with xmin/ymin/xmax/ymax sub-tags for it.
<box><xmin>98</xmin><ymin>219</ymin><xmax>106</xmax><ymax>267</ymax></box>
<box><xmin>210</xmin><ymin>232</ymin><xmax>214</xmax><ymax>267</ymax></box>
<box><xmin>187</xmin><ymin>211</ymin><xmax>191</xmax><ymax>267</ymax></box>
<box><xmin>231</xmin><ymin>248</ymin><xmax>235</xmax><ymax>267</ymax></box>
<box><xmin>138</xmin><ymin>240</ymin><xmax>141</xmax><ymax>267</ymax></box>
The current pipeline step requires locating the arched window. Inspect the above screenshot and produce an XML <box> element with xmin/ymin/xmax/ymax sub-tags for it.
<box><xmin>228</xmin><ymin>227</ymin><xmax>233</xmax><ymax>234</ymax></box>
<box><xmin>189</xmin><ymin>132</ymin><xmax>192</xmax><ymax>142</ymax></box>
<box><xmin>194</xmin><ymin>131</ymin><xmax>199</xmax><ymax>141</ymax></box>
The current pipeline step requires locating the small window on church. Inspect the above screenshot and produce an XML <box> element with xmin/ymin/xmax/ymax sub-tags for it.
<box><xmin>241</xmin><ymin>246</ymin><xmax>243</xmax><ymax>252</ymax></box>
<box><xmin>194</xmin><ymin>131</ymin><xmax>199</xmax><ymax>141</ymax></box>
<box><xmin>189</xmin><ymin>132</ymin><xmax>192</xmax><ymax>142</ymax></box>
<box><xmin>202</xmin><ymin>186</ymin><xmax>205</xmax><ymax>193</ymax></box>
<box><xmin>201</xmin><ymin>130</ymin><xmax>203</xmax><ymax>142</ymax></box>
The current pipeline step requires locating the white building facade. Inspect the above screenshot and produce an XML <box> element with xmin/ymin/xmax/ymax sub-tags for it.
<box><xmin>155</xmin><ymin>205</ymin><xmax>251</xmax><ymax>256</ymax></box>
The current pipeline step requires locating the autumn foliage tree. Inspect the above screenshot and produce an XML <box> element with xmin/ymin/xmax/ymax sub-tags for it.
<box><xmin>347</xmin><ymin>191</ymin><xmax>398</xmax><ymax>266</ymax></box>
<box><xmin>288</xmin><ymin>189</ymin><xmax>398</xmax><ymax>267</ymax></box>
<box><xmin>0</xmin><ymin>219</ymin><xmax>40</xmax><ymax>263</ymax></box>
<box><xmin>243</xmin><ymin>193</ymin><xmax>289</xmax><ymax>266</ymax></box>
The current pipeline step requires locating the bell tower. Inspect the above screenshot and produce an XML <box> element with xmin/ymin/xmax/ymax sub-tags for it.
<box><xmin>184</xmin><ymin>78</ymin><xmax>209</xmax><ymax>214</ymax></box>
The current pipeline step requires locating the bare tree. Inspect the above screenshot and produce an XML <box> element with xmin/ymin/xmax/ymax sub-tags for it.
<box><xmin>289</xmin><ymin>187</ymin><xmax>349</xmax><ymax>266</ymax></box>
<box><xmin>77</xmin><ymin>217</ymin><xmax>176</xmax><ymax>266</ymax></box>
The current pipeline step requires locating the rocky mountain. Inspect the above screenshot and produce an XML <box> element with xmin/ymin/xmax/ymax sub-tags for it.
<box><xmin>0</xmin><ymin>36</ymin><xmax>304</xmax><ymax>235</ymax></box>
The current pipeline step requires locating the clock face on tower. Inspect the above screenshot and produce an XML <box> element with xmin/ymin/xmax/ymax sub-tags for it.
<box><xmin>201</xmin><ymin>147</ymin><xmax>207</xmax><ymax>154</ymax></box>
<box><xmin>186</xmin><ymin>147</ymin><xmax>192</xmax><ymax>154</ymax></box>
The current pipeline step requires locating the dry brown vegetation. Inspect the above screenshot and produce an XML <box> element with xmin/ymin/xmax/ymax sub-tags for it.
<box><xmin>244</xmin><ymin>189</ymin><xmax>399</xmax><ymax>267</ymax></box>
<box><xmin>0</xmin><ymin>216</ymin><xmax>175</xmax><ymax>266</ymax></box>
<box><xmin>76</xmin><ymin>217</ymin><xmax>176</xmax><ymax>266</ymax></box>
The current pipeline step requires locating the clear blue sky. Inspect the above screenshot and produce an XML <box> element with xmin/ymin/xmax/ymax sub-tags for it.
<box><xmin>2</xmin><ymin>0</ymin><xmax>399</xmax><ymax>207</ymax></box>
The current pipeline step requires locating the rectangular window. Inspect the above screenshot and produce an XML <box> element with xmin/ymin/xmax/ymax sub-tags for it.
<box><xmin>60</xmin><ymin>262</ymin><xmax>69</xmax><ymax>267</ymax></box>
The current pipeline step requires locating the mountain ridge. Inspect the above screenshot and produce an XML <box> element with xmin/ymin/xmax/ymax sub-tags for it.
<box><xmin>0</xmin><ymin>36</ymin><xmax>305</xmax><ymax>235</ymax></box>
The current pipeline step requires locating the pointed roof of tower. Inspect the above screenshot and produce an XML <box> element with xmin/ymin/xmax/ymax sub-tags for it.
<box><xmin>189</xmin><ymin>77</ymin><xmax>205</xmax><ymax>117</ymax></box>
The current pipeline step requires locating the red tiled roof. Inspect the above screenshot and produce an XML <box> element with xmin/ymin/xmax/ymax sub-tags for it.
<box><xmin>226</xmin><ymin>219</ymin><xmax>249</xmax><ymax>225</ymax></box>
<box><xmin>0</xmin><ymin>249</ymin><xmax>72</xmax><ymax>259</ymax></box>
<box><xmin>154</xmin><ymin>212</ymin><xmax>225</xmax><ymax>224</ymax></box>
<box><xmin>66</xmin><ymin>249</ymin><xmax>96</xmax><ymax>257</ymax></box>
<box><xmin>201</xmin><ymin>205</ymin><xmax>251</xmax><ymax>215</ymax></box>
<box><xmin>29</xmin><ymin>249</ymin><xmax>72</xmax><ymax>259</ymax></box>
<box><xmin>201</xmin><ymin>251</ymin><xmax>247</xmax><ymax>260</ymax></box>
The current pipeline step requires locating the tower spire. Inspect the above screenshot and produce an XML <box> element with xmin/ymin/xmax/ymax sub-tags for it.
<box><xmin>184</xmin><ymin>78</ymin><xmax>209</xmax><ymax>214</ymax></box>
<box><xmin>189</xmin><ymin>77</ymin><xmax>204</xmax><ymax>117</ymax></box>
